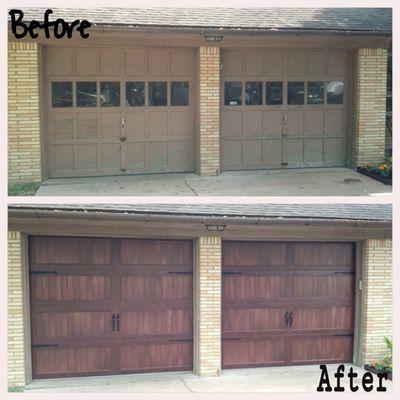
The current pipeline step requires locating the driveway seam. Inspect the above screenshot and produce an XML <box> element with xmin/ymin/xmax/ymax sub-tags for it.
<box><xmin>184</xmin><ymin>178</ymin><xmax>198</xmax><ymax>196</ymax></box>
<box><xmin>181</xmin><ymin>378</ymin><xmax>195</xmax><ymax>392</ymax></box>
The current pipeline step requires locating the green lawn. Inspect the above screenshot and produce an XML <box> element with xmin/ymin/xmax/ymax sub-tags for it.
<box><xmin>8</xmin><ymin>386</ymin><xmax>24</xmax><ymax>392</ymax></box>
<box><xmin>8</xmin><ymin>182</ymin><xmax>41</xmax><ymax>196</ymax></box>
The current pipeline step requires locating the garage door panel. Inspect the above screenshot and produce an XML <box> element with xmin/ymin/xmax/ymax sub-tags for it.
<box><xmin>263</xmin><ymin>139</ymin><xmax>282</xmax><ymax>164</ymax></box>
<box><xmin>326</xmin><ymin>109</ymin><xmax>345</xmax><ymax>136</ymax></box>
<box><xmin>49</xmin><ymin>113</ymin><xmax>74</xmax><ymax>140</ymax></box>
<box><xmin>283</xmin><ymin>139</ymin><xmax>303</xmax><ymax>164</ymax></box>
<box><xmin>245</xmin><ymin>51</ymin><xmax>264</xmax><ymax>76</ymax></box>
<box><xmin>305</xmin><ymin>109</ymin><xmax>324</xmax><ymax>136</ymax></box>
<box><xmin>308</xmin><ymin>53</ymin><xmax>325</xmax><ymax>77</ymax></box>
<box><xmin>31</xmin><ymin>275</ymin><xmax>112</xmax><ymax>303</ymax></box>
<box><xmin>125</xmin><ymin>142</ymin><xmax>146</xmax><ymax>170</ymax></box>
<box><xmin>49</xmin><ymin>144</ymin><xmax>75</xmax><ymax>173</ymax></box>
<box><xmin>32</xmin><ymin>311</ymin><xmax>113</xmax><ymax>340</ymax></box>
<box><xmin>120</xmin><ymin>342</ymin><xmax>192</xmax><ymax>372</ymax></box>
<box><xmin>76</xmin><ymin>113</ymin><xmax>98</xmax><ymax>139</ymax></box>
<box><xmin>168</xmin><ymin>141</ymin><xmax>194</xmax><ymax>169</ymax></box>
<box><xmin>171</xmin><ymin>49</ymin><xmax>194</xmax><ymax>76</ymax></box>
<box><xmin>243</xmin><ymin>110</ymin><xmax>262</xmax><ymax>137</ymax></box>
<box><xmin>327</xmin><ymin>52</ymin><xmax>348</xmax><ymax>76</ymax></box>
<box><xmin>121</xmin><ymin>309</ymin><xmax>192</xmax><ymax>336</ymax></box>
<box><xmin>223</xmin><ymin>242</ymin><xmax>287</xmax><ymax>267</ymax></box>
<box><xmin>223</xmin><ymin>337</ymin><xmax>287</xmax><ymax>367</ymax></box>
<box><xmin>304</xmin><ymin>139</ymin><xmax>323</xmax><ymax>163</ymax></box>
<box><xmin>223</xmin><ymin>50</ymin><xmax>243</xmax><ymax>77</ymax></box>
<box><xmin>223</xmin><ymin>276</ymin><xmax>286</xmax><ymax>301</ymax></box>
<box><xmin>288</xmin><ymin>53</ymin><xmax>306</xmax><ymax>77</ymax></box>
<box><xmin>125</xmin><ymin>48</ymin><xmax>146</xmax><ymax>76</ymax></box>
<box><xmin>293</xmin><ymin>243</ymin><xmax>353</xmax><ymax>267</ymax></box>
<box><xmin>120</xmin><ymin>239</ymin><xmax>192</xmax><ymax>266</ymax></box>
<box><xmin>170</xmin><ymin>110</ymin><xmax>194</xmax><ymax>137</ymax></box>
<box><xmin>148</xmin><ymin>111</ymin><xmax>168</xmax><ymax>137</ymax></box>
<box><xmin>265</xmin><ymin>53</ymin><xmax>285</xmax><ymax>77</ymax></box>
<box><xmin>286</xmin><ymin>110</ymin><xmax>304</xmax><ymax>135</ymax></box>
<box><xmin>243</xmin><ymin>140</ymin><xmax>262</xmax><ymax>164</ymax></box>
<box><xmin>222</xmin><ymin>110</ymin><xmax>242</xmax><ymax>138</ymax></box>
<box><xmin>148</xmin><ymin>49</ymin><xmax>169</xmax><ymax>76</ymax></box>
<box><xmin>291</xmin><ymin>306</ymin><xmax>354</xmax><ymax>331</ymax></box>
<box><xmin>100</xmin><ymin>49</ymin><xmax>121</xmax><ymax>76</ymax></box>
<box><xmin>125</xmin><ymin>112</ymin><xmax>146</xmax><ymax>138</ymax></box>
<box><xmin>100</xmin><ymin>113</ymin><xmax>121</xmax><ymax>138</ymax></box>
<box><xmin>325</xmin><ymin>138</ymin><xmax>344</xmax><ymax>164</ymax></box>
<box><xmin>47</xmin><ymin>48</ymin><xmax>73</xmax><ymax>76</ymax></box>
<box><xmin>263</xmin><ymin>110</ymin><xmax>283</xmax><ymax>136</ymax></box>
<box><xmin>292</xmin><ymin>336</ymin><xmax>353</xmax><ymax>363</ymax></box>
<box><xmin>32</xmin><ymin>346</ymin><xmax>114</xmax><ymax>378</ymax></box>
<box><xmin>99</xmin><ymin>143</ymin><xmax>121</xmax><ymax>169</ymax></box>
<box><xmin>31</xmin><ymin>237</ymin><xmax>112</xmax><ymax>265</ymax></box>
<box><xmin>76</xmin><ymin>144</ymin><xmax>98</xmax><ymax>170</ymax></box>
<box><xmin>75</xmin><ymin>48</ymin><xmax>97</xmax><ymax>76</ymax></box>
<box><xmin>223</xmin><ymin>308</ymin><xmax>287</xmax><ymax>333</ymax></box>
<box><xmin>293</xmin><ymin>274</ymin><xmax>354</xmax><ymax>299</ymax></box>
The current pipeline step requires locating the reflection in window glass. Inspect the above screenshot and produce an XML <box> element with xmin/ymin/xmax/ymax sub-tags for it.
<box><xmin>266</xmin><ymin>81</ymin><xmax>283</xmax><ymax>105</ymax></box>
<box><xmin>307</xmin><ymin>81</ymin><xmax>324</xmax><ymax>105</ymax></box>
<box><xmin>224</xmin><ymin>81</ymin><xmax>242</xmax><ymax>106</ymax></box>
<box><xmin>171</xmin><ymin>81</ymin><xmax>189</xmax><ymax>106</ymax></box>
<box><xmin>327</xmin><ymin>81</ymin><xmax>344</xmax><ymax>104</ymax></box>
<box><xmin>76</xmin><ymin>82</ymin><xmax>97</xmax><ymax>107</ymax></box>
<box><xmin>245</xmin><ymin>82</ymin><xmax>262</xmax><ymax>105</ymax></box>
<box><xmin>52</xmin><ymin>82</ymin><xmax>73</xmax><ymax>107</ymax></box>
<box><xmin>149</xmin><ymin>82</ymin><xmax>167</xmax><ymax>106</ymax></box>
<box><xmin>287</xmin><ymin>81</ymin><xmax>305</xmax><ymax>105</ymax></box>
<box><xmin>100</xmin><ymin>82</ymin><xmax>120</xmax><ymax>107</ymax></box>
<box><xmin>126</xmin><ymin>82</ymin><xmax>145</xmax><ymax>107</ymax></box>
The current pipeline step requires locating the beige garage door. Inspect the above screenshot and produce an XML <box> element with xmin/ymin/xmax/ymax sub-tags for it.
<box><xmin>221</xmin><ymin>49</ymin><xmax>351</xmax><ymax>170</ymax></box>
<box><xmin>46</xmin><ymin>46</ymin><xmax>195</xmax><ymax>178</ymax></box>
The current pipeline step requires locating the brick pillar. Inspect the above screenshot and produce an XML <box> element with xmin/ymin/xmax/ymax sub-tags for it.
<box><xmin>194</xmin><ymin>236</ymin><xmax>221</xmax><ymax>376</ymax></box>
<box><xmin>360</xmin><ymin>239</ymin><xmax>392</xmax><ymax>364</ymax></box>
<box><xmin>8</xmin><ymin>42</ymin><xmax>42</xmax><ymax>183</ymax></box>
<box><xmin>198</xmin><ymin>47</ymin><xmax>220</xmax><ymax>176</ymax></box>
<box><xmin>8</xmin><ymin>231</ymin><xmax>28</xmax><ymax>387</ymax></box>
<box><xmin>354</xmin><ymin>48</ymin><xmax>388</xmax><ymax>166</ymax></box>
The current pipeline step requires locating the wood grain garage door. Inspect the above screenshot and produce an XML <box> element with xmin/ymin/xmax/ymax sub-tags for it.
<box><xmin>221</xmin><ymin>49</ymin><xmax>351</xmax><ymax>170</ymax></box>
<box><xmin>222</xmin><ymin>241</ymin><xmax>355</xmax><ymax>368</ymax></box>
<box><xmin>30</xmin><ymin>236</ymin><xmax>193</xmax><ymax>378</ymax></box>
<box><xmin>46</xmin><ymin>46</ymin><xmax>195</xmax><ymax>177</ymax></box>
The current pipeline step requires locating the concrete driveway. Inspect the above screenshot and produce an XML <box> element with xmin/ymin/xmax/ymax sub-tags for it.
<box><xmin>23</xmin><ymin>364</ymin><xmax>392</xmax><ymax>393</ymax></box>
<box><xmin>35</xmin><ymin>168</ymin><xmax>391</xmax><ymax>196</ymax></box>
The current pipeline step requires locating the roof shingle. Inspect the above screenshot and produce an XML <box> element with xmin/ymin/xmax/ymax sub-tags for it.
<box><xmin>10</xmin><ymin>8</ymin><xmax>392</xmax><ymax>34</ymax></box>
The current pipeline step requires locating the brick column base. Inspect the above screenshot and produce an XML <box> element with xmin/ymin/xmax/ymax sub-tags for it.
<box><xmin>198</xmin><ymin>47</ymin><xmax>220</xmax><ymax>176</ymax></box>
<box><xmin>360</xmin><ymin>239</ymin><xmax>392</xmax><ymax>364</ymax></box>
<box><xmin>8</xmin><ymin>231</ymin><xmax>28</xmax><ymax>387</ymax></box>
<box><xmin>354</xmin><ymin>48</ymin><xmax>388</xmax><ymax>166</ymax></box>
<box><xmin>8</xmin><ymin>42</ymin><xmax>42</xmax><ymax>183</ymax></box>
<box><xmin>194</xmin><ymin>236</ymin><xmax>221</xmax><ymax>376</ymax></box>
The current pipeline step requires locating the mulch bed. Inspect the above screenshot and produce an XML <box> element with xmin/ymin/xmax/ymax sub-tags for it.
<box><xmin>357</xmin><ymin>167</ymin><xmax>392</xmax><ymax>186</ymax></box>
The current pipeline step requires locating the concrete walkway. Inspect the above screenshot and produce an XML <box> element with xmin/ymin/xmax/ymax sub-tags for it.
<box><xmin>23</xmin><ymin>364</ymin><xmax>391</xmax><ymax>393</ymax></box>
<box><xmin>36</xmin><ymin>168</ymin><xmax>391</xmax><ymax>196</ymax></box>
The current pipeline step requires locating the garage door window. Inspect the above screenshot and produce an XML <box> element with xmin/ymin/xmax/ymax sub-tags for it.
<box><xmin>245</xmin><ymin>82</ymin><xmax>262</xmax><ymax>105</ymax></box>
<box><xmin>266</xmin><ymin>81</ymin><xmax>283</xmax><ymax>105</ymax></box>
<box><xmin>100</xmin><ymin>82</ymin><xmax>120</xmax><ymax>107</ymax></box>
<box><xmin>76</xmin><ymin>82</ymin><xmax>97</xmax><ymax>107</ymax></box>
<box><xmin>171</xmin><ymin>81</ymin><xmax>189</xmax><ymax>106</ymax></box>
<box><xmin>52</xmin><ymin>81</ymin><xmax>72</xmax><ymax>107</ymax></box>
<box><xmin>149</xmin><ymin>81</ymin><xmax>167</xmax><ymax>106</ymax></box>
<box><xmin>288</xmin><ymin>81</ymin><xmax>305</xmax><ymax>105</ymax></box>
<box><xmin>307</xmin><ymin>81</ymin><xmax>324</xmax><ymax>105</ymax></box>
<box><xmin>126</xmin><ymin>81</ymin><xmax>145</xmax><ymax>107</ymax></box>
<box><xmin>224</xmin><ymin>81</ymin><xmax>242</xmax><ymax>106</ymax></box>
<box><xmin>327</xmin><ymin>81</ymin><xmax>344</xmax><ymax>104</ymax></box>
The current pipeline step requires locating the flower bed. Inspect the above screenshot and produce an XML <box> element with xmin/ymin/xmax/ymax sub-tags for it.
<box><xmin>357</xmin><ymin>158</ymin><xmax>392</xmax><ymax>186</ymax></box>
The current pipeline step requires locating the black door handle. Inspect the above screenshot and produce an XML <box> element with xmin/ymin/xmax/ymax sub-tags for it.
<box><xmin>116</xmin><ymin>314</ymin><xmax>120</xmax><ymax>332</ymax></box>
<box><xmin>112</xmin><ymin>314</ymin><xmax>116</xmax><ymax>331</ymax></box>
<box><xmin>285</xmin><ymin>311</ymin><xmax>290</xmax><ymax>327</ymax></box>
<box><xmin>289</xmin><ymin>311</ymin><xmax>293</xmax><ymax>328</ymax></box>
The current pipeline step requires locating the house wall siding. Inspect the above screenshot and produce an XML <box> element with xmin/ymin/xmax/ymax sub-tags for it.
<box><xmin>198</xmin><ymin>46</ymin><xmax>220</xmax><ymax>176</ymax></box>
<box><xmin>8</xmin><ymin>42</ymin><xmax>42</xmax><ymax>183</ymax></box>
<box><xmin>194</xmin><ymin>236</ymin><xmax>222</xmax><ymax>376</ymax></box>
<box><xmin>354</xmin><ymin>48</ymin><xmax>388</xmax><ymax>166</ymax></box>
<box><xmin>8</xmin><ymin>231</ymin><xmax>28</xmax><ymax>387</ymax></box>
<box><xmin>360</xmin><ymin>238</ymin><xmax>392</xmax><ymax>364</ymax></box>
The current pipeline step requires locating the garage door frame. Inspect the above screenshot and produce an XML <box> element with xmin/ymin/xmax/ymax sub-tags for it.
<box><xmin>219</xmin><ymin>47</ymin><xmax>356</xmax><ymax>171</ymax></box>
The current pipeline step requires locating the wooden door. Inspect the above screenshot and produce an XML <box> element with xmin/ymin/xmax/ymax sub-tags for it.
<box><xmin>222</xmin><ymin>241</ymin><xmax>355</xmax><ymax>368</ymax></box>
<box><xmin>30</xmin><ymin>236</ymin><xmax>193</xmax><ymax>378</ymax></box>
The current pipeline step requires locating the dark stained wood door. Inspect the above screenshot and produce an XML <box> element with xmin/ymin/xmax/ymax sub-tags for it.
<box><xmin>30</xmin><ymin>236</ymin><xmax>193</xmax><ymax>379</ymax></box>
<box><xmin>222</xmin><ymin>241</ymin><xmax>355</xmax><ymax>368</ymax></box>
